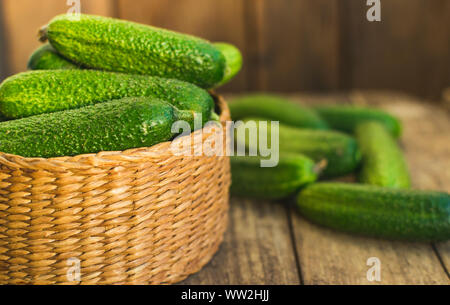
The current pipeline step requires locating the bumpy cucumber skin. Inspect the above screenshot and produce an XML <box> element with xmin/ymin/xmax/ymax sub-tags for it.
<box><xmin>231</xmin><ymin>154</ymin><xmax>317</xmax><ymax>199</ymax></box>
<box><xmin>356</xmin><ymin>121</ymin><xmax>411</xmax><ymax>188</ymax></box>
<box><xmin>27</xmin><ymin>44</ymin><xmax>78</xmax><ymax>70</ymax></box>
<box><xmin>297</xmin><ymin>183</ymin><xmax>450</xmax><ymax>242</ymax></box>
<box><xmin>213</xmin><ymin>43</ymin><xmax>243</xmax><ymax>87</ymax></box>
<box><xmin>0</xmin><ymin>70</ymin><xmax>213</xmax><ymax>125</ymax></box>
<box><xmin>44</xmin><ymin>14</ymin><xmax>226</xmax><ymax>89</ymax></box>
<box><xmin>236</xmin><ymin>118</ymin><xmax>361</xmax><ymax>178</ymax></box>
<box><xmin>230</xmin><ymin>94</ymin><xmax>328</xmax><ymax>129</ymax></box>
<box><xmin>0</xmin><ymin>97</ymin><xmax>187</xmax><ymax>158</ymax></box>
<box><xmin>314</xmin><ymin>105</ymin><xmax>402</xmax><ymax>138</ymax></box>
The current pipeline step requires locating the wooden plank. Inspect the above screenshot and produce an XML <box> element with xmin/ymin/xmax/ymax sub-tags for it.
<box><xmin>2</xmin><ymin>0</ymin><xmax>116</xmax><ymax>75</ymax></box>
<box><xmin>182</xmin><ymin>198</ymin><xmax>300</xmax><ymax>284</ymax></box>
<box><xmin>254</xmin><ymin>0</ymin><xmax>340</xmax><ymax>92</ymax></box>
<box><xmin>340</xmin><ymin>1</ymin><xmax>450</xmax><ymax>100</ymax></box>
<box><xmin>117</xmin><ymin>0</ymin><xmax>248</xmax><ymax>92</ymax></box>
<box><xmin>290</xmin><ymin>92</ymin><xmax>450</xmax><ymax>284</ymax></box>
<box><xmin>242</xmin><ymin>0</ymin><xmax>265</xmax><ymax>91</ymax></box>
<box><xmin>292</xmin><ymin>214</ymin><xmax>449</xmax><ymax>285</ymax></box>
<box><xmin>0</xmin><ymin>1</ymin><xmax>9</xmax><ymax>80</ymax></box>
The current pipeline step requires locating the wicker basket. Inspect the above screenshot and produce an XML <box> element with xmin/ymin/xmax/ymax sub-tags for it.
<box><xmin>0</xmin><ymin>95</ymin><xmax>231</xmax><ymax>285</ymax></box>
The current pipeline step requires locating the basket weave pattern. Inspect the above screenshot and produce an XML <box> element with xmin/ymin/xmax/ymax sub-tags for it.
<box><xmin>0</xmin><ymin>96</ymin><xmax>230</xmax><ymax>285</ymax></box>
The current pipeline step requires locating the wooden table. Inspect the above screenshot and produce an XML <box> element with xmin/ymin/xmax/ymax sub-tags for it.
<box><xmin>181</xmin><ymin>91</ymin><xmax>450</xmax><ymax>285</ymax></box>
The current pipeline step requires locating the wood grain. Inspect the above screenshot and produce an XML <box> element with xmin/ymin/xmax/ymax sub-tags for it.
<box><xmin>181</xmin><ymin>198</ymin><xmax>300</xmax><ymax>285</ymax></box>
<box><xmin>1</xmin><ymin>0</ymin><xmax>116</xmax><ymax>75</ymax></box>
<box><xmin>242</xmin><ymin>0</ymin><xmax>265</xmax><ymax>91</ymax></box>
<box><xmin>117</xmin><ymin>0</ymin><xmax>248</xmax><ymax>92</ymax></box>
<box><xmin>291</xmin><ymin>214</ymin><xmax>449</xmax><ymax>285</ymax></box>
<box><xmin>341</xmin><ymin>0</ymin><xmax>450</xmax><ymax>100</ymax></box>
<box><xmin>252</xmin><ymin>0</ymin><xmax>340</xmax><ymax>92</ymax></box>
<box><xmin>0</xmin><ymin>2</ymin><xmax>8</xmax><ymax>80</ymax></box>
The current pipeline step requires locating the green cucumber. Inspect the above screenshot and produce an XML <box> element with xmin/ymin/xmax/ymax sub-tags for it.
<box><xmin>40</xmin><ymin>14</ymin><xmax>240</xmax><ymax>88</ymax></box>
<box><xmin>0</xmin><ymin>97</ymin><xmax>192</xmax><ymax>158</ymax></box>
<box><xmin>296</xmin><ymin>183</ymin><xmax>450</xmax><ymax>241</ymax></box>
<box><xmin>27</xmin><ymin>42</ymin><xmax>243</xmax><ymax>87</ymax></box>
<box><xmin>235</xmin><ymin>118</ymin><xmax>361</xmax><ymax>178</ymax></box>
<box><xmin>0</xmin><ymin>70</ymin><xmax>214</xmax><ymax>126</ymax></box>
<box><xmin>314</xmin><ymin>105</ymin><xmax>402</xmax><ymax>138</ymax></box>
<box><xmin>27</xmin><ymin>43</ymin><xmax>78</xmax><ymax>70</ymax></box>
<box><xmin>356</xmin><ymin>121</ymin><xmax>411</xmax><ymax>188</ymax></box>
<box><xmin>230</xmin><ymin>94</ymin><xmax>328</xmax><ymax>129</ymax></box>
<box><xmin>213</xmin><ymin>43</ymin><xmax>243</xmax><ymax>87</ymax></box>
<box><xmin>231</xmin><ymin>154</ymin><xmax>318</xmax><ymax>199</ymax></box>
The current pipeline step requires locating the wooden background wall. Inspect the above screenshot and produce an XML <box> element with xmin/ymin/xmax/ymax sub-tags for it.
<box><xmin>0</xmin><ymin>0</ymin><xmax>449</xmax><ymax>100</ymax></box>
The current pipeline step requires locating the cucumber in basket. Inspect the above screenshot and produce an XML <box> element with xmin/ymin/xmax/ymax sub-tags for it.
<box><xmin>27</xmin><ymin>43</ymin><xmax>78</xmax><ymax>70</ymax></box>
<box><xmin>296</xmin><ymin>183</ymin><xmax>450</xmax><ymax>241</ymax></box>
<box><xmin>356</xmin><ymin>121</ymin><xmax>411</xmax><ymax>188</ymax></box>
<box><xmin>231</xmin><ymin>154</ymin><xmax>319</xmax><ymax>199</ymax></box>
<box><xmin>229</xmin><ymin>94</ymin><xmax>328</xmax><ymax>129</ymax></box>
<box><xmin>28</xmin><ymin>43</ymin><xmax>242</xmax><ymax>88</ymax></box>
<box><xmin>0</xmin><ymin>97</ymin><xmax>193</xmax><ymax>158</ymax></box>
<box><xmin>39</xmin><ymin>14</ymin><xmax>242</xmax><ymax>89</ymax></box>
<box><xmin>235</xmin><ymin>118</ymin><xmax>361</xmax><ymax>178</ymax></box>
<box><xmin>0</xmin><ymin>70</ymin><xmax>214</xmax><ymax>126</ymax></box>
<box><xmin>313</xmin><ymin>104</ymin><xmax>402</xmax><ymax>138</ymax></box>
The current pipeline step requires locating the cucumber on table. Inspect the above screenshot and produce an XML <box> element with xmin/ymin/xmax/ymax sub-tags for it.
<box><xmin>296</xmin><ymin>183</ymin><xmax>450</xmax><ymax>242</ymax></box>
<box><xmin>0</xmin><ymin>70</ymin><xmax>214</xmax><ymax>126</ymax></box>
<box><xmin>231</xmin><ymin>154</ymin><xmax>318</xmax><ymax>199</ymax></box>
<box><xmin>230</xmin><ymin>94</ymin><xmax>328</xmax><ymax>129</ymax></box>
<box><xmin>27</xmin><ymin>43</ymin><xmax>78</xmax><ymax>70</ymax></box>
<box><xmin>356</xmin><ymin>121</ymin><xmax>411</xmax><ymax>188</ymax></box>
<box><xmin>40</xmin><ymin>14</ymin><xmax>241</xmax><ymax>89</ymax></box>
<box><xmin>314</xmin><ymin>105</ymin><xmax>402</xmax><ymax>138</ymax></box>
<box><xmin>235</xmin><ymin>118</ymin><xmax>361</xmax><ymax>178</ymax></box>
<box><xmin>0</xmin><ymin>97</ymin><xmax>192</xmax><ymax>158</ymax></box>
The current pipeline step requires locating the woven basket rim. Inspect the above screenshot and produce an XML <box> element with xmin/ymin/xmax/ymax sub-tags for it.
<box><xmin>0</xmin><ymin>94</ymin><xmax>229</xmax><ymax>169</ymax></box>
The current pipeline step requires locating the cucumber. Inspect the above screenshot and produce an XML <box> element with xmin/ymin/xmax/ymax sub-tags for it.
<box><xmin>27</xmin><ymin>43</ymin><xmax>78</xmax><ymax>70</ymax></box>
<box><xmin>235</xmin><ymin>118</ymin><xmax>361</xmax><ymax>178</ymax></box>
<box><xmin>356</xmin><ymin>121</ymin><xmax>411</xmax><ymax>188</ymax></box>
<box><xmin>27</xmin><ymin>43</ymin><xmax>242</xmax><ymax>88</ymax></box>
<box><xmin>0</xmin><ymin>70</ymin><xmax>214</xmax><ymax>126</ymax></box>
<box><xmin>296</xmin><ymin>183</ymin><xmax>450</xmax><ymax>241</ymax></box>
<box><xmin>40</xmin><ymin>14</ymin><xmax>240</xmax><ymax>89</ymax></box>
<box><xmin>314</xmin><ymin>105</ymin><xmax>402</xmax><ymax>138</ymax></box>
<box><xmin>230</xmin><ymin>94</ymin><xmax>328</xmax><ymax>129</ymax></box>
<box><xmin>213</xmin><ymin>43</ymin><xmax>243</xmax><ymax>87</ymax></box>
<box><xmin>0</xmin><ymin>97</ymin><xmax>192</xmax><ymax>158</ymax></box>
<box><xmin>231</xmin><ymin>154</ymin><xmax>318</xmax><ymax>199</ymax></box>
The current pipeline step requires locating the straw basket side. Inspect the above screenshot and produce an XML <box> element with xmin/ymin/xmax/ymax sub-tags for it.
<box><xmin>0</xmin><ymin>95</ymin><xmax>231</xmax><ymax>285</ymax></box>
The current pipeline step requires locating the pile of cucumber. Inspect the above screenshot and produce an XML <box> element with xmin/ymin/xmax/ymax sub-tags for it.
<box><xmin>229</xmin><ymin>94</ymin><xmax>450</xmax><ymax>242</ymax></box>
<box><xmin>0</xmin><ymin>14</ymin><xmax>242</xmax><ymax>158</ymax></box>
